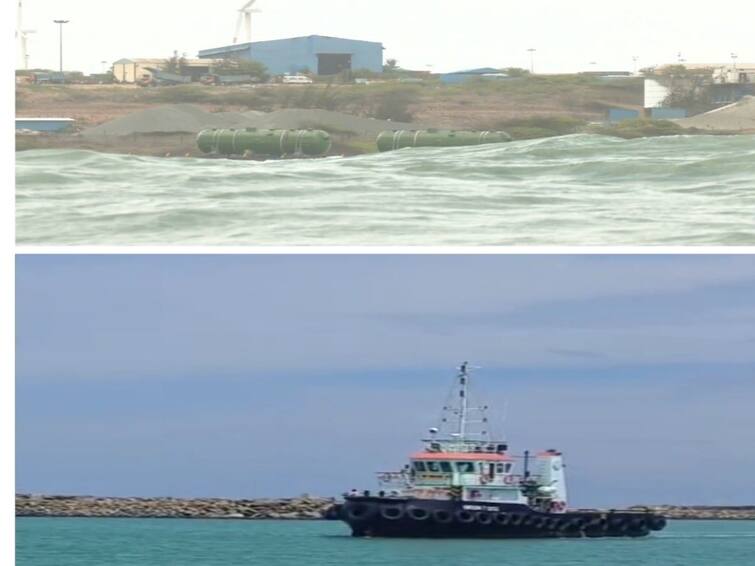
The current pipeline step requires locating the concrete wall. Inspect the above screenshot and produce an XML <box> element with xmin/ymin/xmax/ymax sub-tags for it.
<box><xmin>199</xmin><ymin>36</ymin><xmax>383</xmax><ymax>76</ymax></box>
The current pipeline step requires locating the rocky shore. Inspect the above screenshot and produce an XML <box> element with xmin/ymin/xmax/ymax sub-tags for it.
<box><xmin>15</xmin><ymin>495</ymin><xmax>755</xmax><ymax>521</ymax></box>
<box><xmin>15</xmin><ymin>494</ymin><xmax>335</xmax><ymax>520</ymax></box>
<box><xmin>643</xmin><ymin>506</ymin><xmax>755</xmax><ymax>521</ymax></box>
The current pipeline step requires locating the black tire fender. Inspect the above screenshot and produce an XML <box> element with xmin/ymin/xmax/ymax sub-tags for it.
<box><xmin>455</xmin><ymin>509</ymin><xmax>475</xmax><ymax>524</ymax></box>
<box><xmin>346</xmin><ymin>502</ymin><xmax>377</xmax><ymax>522</ymax></box>
<box><xmin>433</xmin><ymin>509</ymin><xmax>454</xmax><ymax>524</ymax></box>
<box><xmin>407</xmin><ymin>506</ymin><xmax>431</xmax><ymax>521</ymax></box>
<box><xmin>476</xmin><ymin>511</ymin><xmax>493</xmax><ymax>525</ymax></box>
<box><xmin>380</xmin><ymin>505</ymin><xmax>405</xmax><ymax>521</ymax></box>
<box><xmin>531</xmin><ymin>516</ymin><xmax>548</xmax><ymax>529</ymax></box>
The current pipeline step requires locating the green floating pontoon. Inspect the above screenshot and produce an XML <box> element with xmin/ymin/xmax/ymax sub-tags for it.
<box><xmin>376</xmin><ymin>129</ymin><xmax>512</xmax><ymax>152</ymax></box>
<box><xmin>197</xmin><ymin>128</ymin><xmax>332</xmax><ymax>158</ymax></box>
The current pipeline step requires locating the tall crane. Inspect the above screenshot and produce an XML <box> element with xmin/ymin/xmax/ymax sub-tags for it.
<box><xmin>233</xmin><ymin>0</ymin><xmax>261</xmax><ymax>44</ymax></box>
<box><xmin>16</xmin><ymin>0</ymin><xmax>36</xmax><ymax>69</ymax></box>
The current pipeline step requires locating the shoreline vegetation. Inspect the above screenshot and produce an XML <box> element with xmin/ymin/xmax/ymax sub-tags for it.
<box><xmin>15</xmin><ymin>81</ymin><xmax>751</xmax><ymax>159</ymax></box>
<box><xmin>15</xmin><ymin>495</ymin><xmax>755</xmax><ymax>521</ymax></box>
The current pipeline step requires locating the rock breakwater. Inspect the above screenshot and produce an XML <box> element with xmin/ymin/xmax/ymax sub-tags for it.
<box><xmin>644</xmin><ymin>506</ymin><xmax>755</xmax><ymax>521</ymax></box>
<box><xmin>16</xmin><ymin>494</ymin><xmax>335</xmax><ymax>520</ymax></box>
<box><xmin>16</xmin><ymin>495</ymin><xmax>755</xmax><ymax>521</ymax></box>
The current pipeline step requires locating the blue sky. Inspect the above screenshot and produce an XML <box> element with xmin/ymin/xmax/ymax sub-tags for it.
<box><xmin>16</xmin><ymin>255</ymin><xmax>755</xmax><ymax>507</ymax></box>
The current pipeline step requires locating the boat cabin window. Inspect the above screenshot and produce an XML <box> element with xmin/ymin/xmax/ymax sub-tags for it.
<box><xmin>439</xmin><ymin>462</ymin><xmax>453</xmax><ymax>473</ymax></box>
<box><xmin>413</xmin><ymin>461</ymin><xmax>426</xmax><ymax>472</ymax></box>
<box><xmin>505</xmin><ymin>463</ymin><xmax>513</xmax><ymax>473</ymax></box>
<box><xmin>496</xmin><ymin>464</ymin><xmax>505</xmax><ymax>474</ymax></box>
<box><xmin>456</xmin><ymin>462</ymin><xmax>475</xmax><ymax>473</ymax></box>
<box><xmin>426</xmin><ymin>461</ymin><xmax>440</xmax><ymax>472</ymax></box>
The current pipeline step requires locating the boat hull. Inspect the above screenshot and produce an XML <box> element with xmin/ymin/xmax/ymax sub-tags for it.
<box><xmin>327</xmin><ymin>497</ymin><xmax>667</xmax><ymax>539</ymax></box>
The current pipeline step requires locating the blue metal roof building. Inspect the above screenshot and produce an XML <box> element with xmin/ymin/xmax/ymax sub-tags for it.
<box><xmin>198</xmin><ymin>35</ymin><xmax>383</xmax><ymax>76</ymax></box>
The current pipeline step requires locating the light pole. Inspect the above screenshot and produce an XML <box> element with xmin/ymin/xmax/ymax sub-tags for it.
<box><xmin>632</xmin><ymin>56</ymin><xmax>639</xmax><ymax>75</ymax></box>
<box><xmin>527</xmin><ymin>48</ymin><xmax>536</xmax><ymax>74</ymax></box>
<box><xmin>53</xmin><ymin>19</ymin><xmax>69</xmax><ymax>74</ymax></box>
<box><xmin>731</xmin><ymin>53</ymin><xmax>738</xmax><ymax>70</ymax></box>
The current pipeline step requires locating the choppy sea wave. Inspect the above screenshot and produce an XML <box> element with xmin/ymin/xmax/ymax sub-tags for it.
<box><xmin>15</xmin><ymin>518</ymin><xmax>755</xmax><ymax>566</ymax></box>
<box><xmin>15</xmin><ymin>134</ymin><xmax>755</xmax><ymax>245</ymax></box>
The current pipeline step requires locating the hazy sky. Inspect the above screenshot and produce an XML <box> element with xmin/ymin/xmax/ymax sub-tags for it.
<box><xmin>16</xmin><ymin>255</ymin><xmax>755</xmax><ymax>507</ymax></box>
<box><xmin>17</xmin><ymin>0</ymin><xmax>755</xmax><ymax>74</ymax></box>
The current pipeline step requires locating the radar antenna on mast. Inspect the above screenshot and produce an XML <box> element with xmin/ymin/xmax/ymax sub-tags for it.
<box><xmin>233</xmin><ymin>0</ymin><xmax>261</xmax><ymax>44</ymax></box>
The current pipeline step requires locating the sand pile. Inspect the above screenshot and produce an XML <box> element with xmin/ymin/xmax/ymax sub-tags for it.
<box><xmin>676</xmin><ymin>96</ymin><xmax>755</xmax><ymax>132</ymax></box>
<box><xmin>83</xmin><ymin>104</ymin><xmax>417</xmax><ymax>138</ymax></box>
<box><xmin>82</xmin><ymin>104</ymin><xmax>257</xmax><ymax>137</ymax></box>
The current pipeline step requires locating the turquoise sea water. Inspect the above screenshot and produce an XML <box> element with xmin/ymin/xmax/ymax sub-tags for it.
<box><xmin>15</xmin><ymin>135</ymin><xmax>755</xmax><ymax>245</ymax></box>
<box><xmin>16</xmin><ymin>518</ymin><xmax>755</xmax><ymax>566</ymax></box>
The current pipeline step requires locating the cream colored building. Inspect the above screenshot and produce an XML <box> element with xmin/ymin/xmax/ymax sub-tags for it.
<box><xmin>112</xmin><ymin>59</ymin><xmax>165</xmax><ymax>83</ymax></box>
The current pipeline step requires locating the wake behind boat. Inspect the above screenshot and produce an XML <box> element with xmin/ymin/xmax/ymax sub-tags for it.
<box><xmin>326</xmin><ymin>363</ymin><xmax>667</xmax><ymax>539</ymax></box>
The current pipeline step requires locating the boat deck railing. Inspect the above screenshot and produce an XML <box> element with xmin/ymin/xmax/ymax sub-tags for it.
<box><xmin>377</xmin><ymin>471</ymin><xmax>546</xmax><ymax>490</ymax></box>
<box><xmin>376</xmin><ymin>471</ymin><xmax>412</xmax><ymax>488</ymax></box>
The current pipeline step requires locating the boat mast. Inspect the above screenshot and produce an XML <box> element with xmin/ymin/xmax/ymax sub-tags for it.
<box><xmin>458</xmin><ymin>362</ymin><xmax>470</xmax><ymax>441</ymax></box>
<box><xmin>433</xmin><ymin>362</ymin><xmax>496</xmax><ymax>446</ymax></box>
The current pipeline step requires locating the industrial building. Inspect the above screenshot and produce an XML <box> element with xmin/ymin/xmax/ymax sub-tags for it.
<box><xmin>712</xmin><ymin>64</ymin><xmax>755</xmax><ymax>104</ymax></box>
<box><xmin>712</xmin><ymin>64</ymin><xmax>755</xmax><ymax>84</ymax></box>
<box><xmin>113</xmin><ymin>58</ymin><xmax>219</xmax><ymax>83</ymax></box>
<box><xmin>645</xmin><ymin>64</ymin><xmax>755</xmax><ymax>108</ymax></box>
<box><xmin>198</xmin><ymin>35</ymin><xmax>384</xmax><ymax>76</ymax></box>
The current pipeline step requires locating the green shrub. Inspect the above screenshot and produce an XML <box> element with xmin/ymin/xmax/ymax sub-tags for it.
<box><xmin>486</xmin><ymin>115</ymin><xmax>587</xmax><ymax>139</ymax></box>
<box><xmin>588</xmin><ymin>119</ymin><xmax>687</xmax><ymax>139</ymax></box>
<box><xmin>365</xmin><ymin>86</ymin><xmax>420</xmax><ymax>122</ymax></box>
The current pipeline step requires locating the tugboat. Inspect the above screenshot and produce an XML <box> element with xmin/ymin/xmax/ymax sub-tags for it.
<box><xmin>326</xmin><ymin>363</ymin><xmax>667</xmax><ymax>539</ymax></box>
